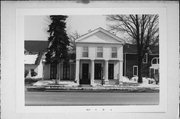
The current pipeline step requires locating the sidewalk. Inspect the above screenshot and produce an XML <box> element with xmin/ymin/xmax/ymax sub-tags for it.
<box><xmin>26</xmin><ymin>83</ymin><xmax>159</xmax><ymax>93</ymax></box>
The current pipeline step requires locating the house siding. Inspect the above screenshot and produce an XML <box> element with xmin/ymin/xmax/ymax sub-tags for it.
<box><xmin>43</xmin><ymin>62</ymin><xmax>76</xmax><ymax>80</ymax></box>
<box><xmin>123</xmin><ymin>54</ymin><xmax>159</xmax><ymax>78</ymax></box>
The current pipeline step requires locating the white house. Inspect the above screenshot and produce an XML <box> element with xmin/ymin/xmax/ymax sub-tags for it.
<box><xmin>42</xmin><ymin>27</ymin><xmax>125</xmax><ymax>86</ymax></box>
<box><xmin>74</xmin><ymin>27</ymin><xmax>125</xmax><ymax>85</ymax></box>
<box><xmin>24</xmin><ymin>41</ymin><xmax>48</xmax><ymax>79</ymax></box>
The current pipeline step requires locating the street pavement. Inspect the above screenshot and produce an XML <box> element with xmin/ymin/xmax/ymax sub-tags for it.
<box><xmin>25</xmin><ymin>91</ymin><xmax>159</xmax><ymax>106</ymax></box>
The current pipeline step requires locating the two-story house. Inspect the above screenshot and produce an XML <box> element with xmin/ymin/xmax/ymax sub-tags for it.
<box><xmin>123</xmin><ymin>44</ymin><xmax>159</xmax><ymax>79</ymax></box>
<box><xmin>75</xmin><ymin>28</ymin><xmax>125</xmax><ymax>85</ymax></box>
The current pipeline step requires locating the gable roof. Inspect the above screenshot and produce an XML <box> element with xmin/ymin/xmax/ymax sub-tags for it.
<box><xmin>123</xmin><ymin>44</ymin><xmax>159</xmax><ymax>54</ymax></box>
<box><xmin>25</xmin><ymin>41</ymin><xmax>48</xmax><ymax>53</ymax></box>
<box><xmin>76</xmin><ymin>27</ymin><xmax>125</xmax><ymax>44</ymax></box>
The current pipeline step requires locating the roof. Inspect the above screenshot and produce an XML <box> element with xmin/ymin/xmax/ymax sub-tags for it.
<box><xmin>25</xmin><ymin>41</ymin><xmax>48</xmax><ymax>53</ymax></box>
<box><xmin>76</xmin><ymin>27</ymin><xmax>125</xmax><ymax>44</ymax></box>
<box><xmin>24</xmin><ymin>54</ymin><xmax>38</xmax><ymax>64</ymax></box>
<box><xmin>123</xmin><ymin>44</ymin><xmax>159</xmax><ymax>54</ymax></box>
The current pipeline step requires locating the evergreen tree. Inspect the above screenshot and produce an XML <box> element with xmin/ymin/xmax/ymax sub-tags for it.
<box><xmin>45</xmin><ymin>15</ymin><xmax>70</xmax><ymax>83</ymax></box>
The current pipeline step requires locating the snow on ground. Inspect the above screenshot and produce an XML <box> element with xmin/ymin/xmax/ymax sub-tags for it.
<box><xmin>138</xmin><ymin>83</ymin><xmax>159</xmax><ymax>88</ymax></box>
<box><xmin>122</xmin><ymin>76</ymin><xmax>136</xmax><ymax>83</ymax></box>
<box><xmin>33</xmin><ymin>80</ymin><xmax>78</xmax><ymax>87</ymax></box>
<box><xmin>123</xmin><ymin>76</ymin><xmax>158</xmax><ymax>88</ymax></box>
<box><xmin>32</xmin><ymin>76</ymin><xmax>158</xmax><ymax>88</ymax></box>
<box><xmin>33</xmin><ymin>80</ymin><xmax>54</xmax><ymax>86</ymax></box>
<box><xmin>131</xmin><ymin>76</ymin><xmax>156</xmax><ymax>84</ymax></box>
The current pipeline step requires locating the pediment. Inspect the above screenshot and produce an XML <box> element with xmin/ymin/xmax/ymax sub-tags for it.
<box><xmin>76</xmin><ymin>28</ymin><xmax>125</xmax><ymax>44</ymax></box>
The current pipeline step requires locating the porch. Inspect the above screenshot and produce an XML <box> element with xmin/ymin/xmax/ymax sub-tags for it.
<box><xmin>75</xmin><ymin>59</ymin><xmax>123</xmax><ymax>86</ymax></box>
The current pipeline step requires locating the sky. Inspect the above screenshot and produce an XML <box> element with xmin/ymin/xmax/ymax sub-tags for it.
<box><xmin>24</xmin><ymin>15</ymin><xmax>108</xmax><ymax>41</ymax></box>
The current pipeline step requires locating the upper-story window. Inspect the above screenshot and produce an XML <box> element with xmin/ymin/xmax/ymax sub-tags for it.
<box><xmin>97</xmin><ymin>46</ymin><xmax>103</xmax><ymax>58</ymax></box>
<box><xmin>151</xmin><ymin>57</ymin><xmax>159</xmax><ymax>65</ymax></box>
<box><xmin>143</xmin><ymin>53</ymin><xmax>148</xmax><ymax>63</ymax></box>
<box><xmin>82</xmin><ymin>46</ymin><xmax>88</xmax><ymax>57</ymax></box>
<box><xmin>111</xmin><ymin>47</ymin><xmax>117</xmax><ymax>58</ymax></box>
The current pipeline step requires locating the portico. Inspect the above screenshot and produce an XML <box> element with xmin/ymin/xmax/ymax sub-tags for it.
<box><xmin>75</xmin><ymin>59</ymin><xmax>123</xmax><ymax>86</ymax></box>
<box><xmin>75</xmin><ymin>27</ymin><xmax>125</xmax><ymax>86</ymax></box>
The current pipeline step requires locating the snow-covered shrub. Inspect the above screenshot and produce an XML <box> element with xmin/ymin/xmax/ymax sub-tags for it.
<box><xmin>131</xmin><ymin>76</ymin><xmax>156</xmax><ymax>84</ymax></box>
<box><xmin>131</xmin><ymin>76</ymin><xmax>138</xmax><ymax>83</ymax></box>
<box><xmin>33</xmin><ymin>80</ymin><xmax>54</xmax><ymax>86</ymax></box>
<box><xmin>122</xmin><ymin>76</ymin><xmax>136</xmax><ymax>83</ymax></box>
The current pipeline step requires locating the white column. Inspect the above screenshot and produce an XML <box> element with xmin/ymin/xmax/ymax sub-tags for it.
<box><xmin>104</xmin><ymin>60</ymin><xmax>109</xmax><ymax>85</ymax></box>
<box><xmin>118</xmin><ymin>60</ymin><xmax>123</xmax><ymax>85</ymax></box>
<box><xmin>91</xmin><ymin>60</ymin><xmax>94</xmax><ymax>86</ymax></box>
<box><xmin>75</xmin><ymin>59</ymin><xmax>80</xmax><ymax>85</ymax></box>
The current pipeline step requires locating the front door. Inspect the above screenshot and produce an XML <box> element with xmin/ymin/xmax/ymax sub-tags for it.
<box><xmin>95</xmin><ymin>63</ymin><xmax>102</xmax><ymax>79</ymax></box>
<box><xmin>81</xmin><ymin>63</ymin><xmax>90</xmax><ymax>84</ymax></box>
<box><xmin>108</xmin><ymin>63</ymin><xmax>114</xmax><ymax>79</ymax></box>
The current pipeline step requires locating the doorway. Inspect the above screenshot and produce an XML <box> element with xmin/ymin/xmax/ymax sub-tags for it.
<box><xmin>95</xmin><ymin>63</ymin><xmax>102</xmax><ymax>79</ymax></box>
<box><xmin>80</xmin><ymin>63</ymin><xmax>90</xmax><ymax>84</ymax></box>
<box><xmin>108</xmin><ymin>63</ymin><xmax>114</xmax><ymax>79</ymax></box>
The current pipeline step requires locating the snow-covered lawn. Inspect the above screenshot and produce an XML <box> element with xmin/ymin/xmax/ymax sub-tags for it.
<box><xmin>33</xmin><ymin>80</ymin><xmax>54</xmax><ymax>86</ymax></box>
<box><xmin>32</xmin><ymin>76</ymin><xmax>159</xmax><ymax>88</ymax></box>
<box><xmin>122</xmin><ymin>76</ymin><xmax>159</xmax><ymax>88</ymax></box>
<box><xmin>33</xmin><ymin>80</ymin><xmax>78</xmax><ymax>87</ymax></box>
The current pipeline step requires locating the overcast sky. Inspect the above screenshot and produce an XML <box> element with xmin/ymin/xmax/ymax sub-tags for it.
<box><xmin>24</xmin><ymin>15</ymin><xmax>107</xmax><ymax>41</ymax></box>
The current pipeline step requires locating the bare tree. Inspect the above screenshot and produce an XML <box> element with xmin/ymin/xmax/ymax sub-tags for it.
<box><xmin>107</xmin><ymin>15</ymin><xmax>159</xmax><ymax>83</ymax></box>
<box><xmin>68</xmin><ymin>31</ymin><xmax>81</xmax><ymax>53</ymax></box>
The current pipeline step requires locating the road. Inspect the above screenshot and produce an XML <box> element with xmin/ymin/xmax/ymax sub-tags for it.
<box><xmin>25</xmin><ymin>91</ymin><xmax>159</xmax><ymax>106</ymax></box>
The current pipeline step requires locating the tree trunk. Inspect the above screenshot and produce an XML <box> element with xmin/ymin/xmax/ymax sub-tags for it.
<box><xmin>55</xmin><ymin>62</ymin><xmax>58</xmax><ymax>85</ymax></box>
<box><xmin>138</xmin><ymin>55</ymin><xmax>143</xmax><ymax>83</ymax></box>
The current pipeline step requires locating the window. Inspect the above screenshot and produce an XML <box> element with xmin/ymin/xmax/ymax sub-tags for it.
<box><xmin>82</xmin><ymin>46</ymin><xmax>88</xmax><ymax>57</ymax></box>
<box><xmin>150</xmin><ymin>68</ymin><xmax>159</xmax><ymax>78</ymax></box>
<box><xmin>133</xmin><ymin>65</ymin><xmax>138</xmax><ymax>76</ymax></box>
<box><xmin>111</xmin><ymin>47</ymin><xmax>117</xmax><ymax>58</ymax></box>
<box><xmin>143</xmin><ymin>53</ymin><xmax>148</xmax><ymax>63</ymax></box>
<box><xmin>63</xmin><ymin>63</ymin><xmax>70</xmax><ymax>80</ymax></box>
<box><xmin>151</xmin><ymin>57</ymin><xmax>159</xmax><ymax>65</ymax></box>
<box><xmin>97</xmin><ymin>46</ymin><xmax>103</xmax><ymax>58</ymax></box>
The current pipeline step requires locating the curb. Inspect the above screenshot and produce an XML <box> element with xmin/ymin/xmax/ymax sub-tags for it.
<box><xmin>26</xmin><ymin>86</ymin><xmax>159</xmax><ymax>93</ymax></box>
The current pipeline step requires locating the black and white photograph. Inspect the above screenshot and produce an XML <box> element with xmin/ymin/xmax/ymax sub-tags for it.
<box><xmin>24</xmin><ymin>14</ymin><xmax>160</xmax><ymax>106</ymax></box>
<box><xmin>1</xmin><ymin>1</ymin><xmax>179</xmax><ymax>119</ymax></box>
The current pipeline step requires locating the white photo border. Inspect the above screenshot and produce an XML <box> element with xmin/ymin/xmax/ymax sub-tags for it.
<box><xmin>16</xmin><ymin>7</ymin><xmax>167</xmax><ymax>113</ymax></box>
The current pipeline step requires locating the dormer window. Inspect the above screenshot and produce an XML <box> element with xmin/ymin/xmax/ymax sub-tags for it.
<box><xmin>97</xmin><ymin>46</ymin><xmax>103</xmax><ymax>58</ymax></box>
<box><xmin>82</xmin><ymin>46</ymin><xmax>88</xmax><ymax>57</ymax></box>
<box><xmin>143</xmin><ymin>53</ymin><xmax>148</xmax><ymax>63</ymax></box>
<box><xmin>111</xmin><ymin>47</ymin><xmax>117</xmax><ymax>58</ymax></box>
